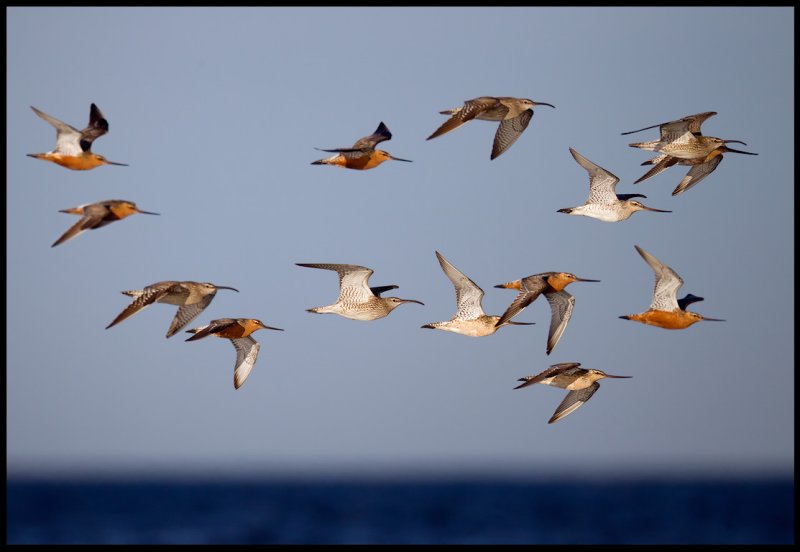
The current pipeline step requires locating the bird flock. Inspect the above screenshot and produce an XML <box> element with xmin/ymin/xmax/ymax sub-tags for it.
<box><xmin>28</xmin><ymin>98</ymin><xmax>756</xmax><ymax>423</ymax></box>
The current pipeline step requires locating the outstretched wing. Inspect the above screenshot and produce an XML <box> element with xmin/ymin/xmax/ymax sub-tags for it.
<box><xmin>351</xmin><ymin>122</ymin><xmax>392</xmax><ymax>149</ymax></box>
<box><xmin>569</xmin><ymin>148</ymin><xmax>620</xmax><ymax>205</ymax></box>
<box><xmin>426</xmin><ymin>97</ymin><xmax>499</xmax><ymax>140</ymax></box>
<box><xmin>296</xmin><ymin>263</ymin><xmax>375</xmax><ymax>304</ymax></box>
<box><xmin>167</xmin><ymin>293</ymin><xmax>216</xmax><ymax>338</ymax></box>
<box><xmin>185</xmin><ymin>318</ymin><xmax>237</xmax><ymax>341</ymax></box>
<box><xmin>635</xmin><ymin>245</ymin><xmax>683</xmax><ymax>311</ymax></box>
<box><xmin>496</xmin><ymin>275</ymin><xmax>548</xmax><ymax>327</ymax></box>
<box><xmin>30</xmin><ymin>105</ymin><xmax>83</xmax><ymax>156</ymax></box>
<box><xmin>671</xmin><ymin>155</ymin><xmax>723</xmax><ymax>196</ymax></box>
<box><xmin>106</xmin><ymin>282</ymin><xmax>177</xmax><ymax>330</ymax></box>
<box><xmin>634</xmin><ymin>154</ymin><xmax>680</xmax><ymax>184</ymax></box>
<box><xmin>549</xmin><ymin>382</ymin><xmax>600</xmax><ymax>424</ymax></box>
<box><xmin>491</xmin><ymin>109</ymin><xmax>532</xmax><ymax>160</ymax></box>
<box><xmin>544</xmin><ymin>290</ymin><xmax>576</xmax><ymax>355</ymax></box>
<box><xmin>51</xmin><ymin>204</ymin><xmax>111</xmax><ymax>247</ymax></box>
<box><xmin>622</xmin><ymin>111</ymin><xmax>717</xmax><ymax>142</ymax></box>
<box><xmin>79</xmin><ymin>103</ymin><xmax>110</xmax><ymax>152</ymax></box>
<box><xmin>231</xmin><ymin>336</ymin><xmax>260</xmax><ymax>389</ymax></box>
<box><xmin>514</xmin><ymin>362</ymin><xmax>583</xmax><ymax>389</ymax></box>
<box><xmin>434</xmin><ymin>251</ymin><xmax>485</xmax><ymax>320</ymax></box>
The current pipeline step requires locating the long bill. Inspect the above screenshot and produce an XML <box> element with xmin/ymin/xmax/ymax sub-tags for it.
<box><xmin>722</xmin><ymin>145</ymin><xmax>758</xmax><ymax>156</ymax></box>
<box><xmin>215</xmin><ymin>286</ymin><xmax>239</xmax><ymax>292</ymax></box>
<box><xmin>700</xmin><ymin>315</ymin><xmax>726</xmax><ymax>322</ymax></box>
<box><xmin>389</xmin><ymin>154</ymin><xmax>413</xmax><ymax>162</ymax></box>
<box><xmin>533</xmin><ymin>101</ymin><xmax>556</xmax><ymax>109</ymax></box>
<box><xmin>639</xmin><ymin>205</ymin><xmax>672</xmax><ymax>213</ymax></box>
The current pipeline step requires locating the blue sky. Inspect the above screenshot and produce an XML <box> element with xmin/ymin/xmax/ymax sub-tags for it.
<box><xmin>6</xmin><ymin>7</ymin><xmax>793</xmax><ymax>479</ymax></box>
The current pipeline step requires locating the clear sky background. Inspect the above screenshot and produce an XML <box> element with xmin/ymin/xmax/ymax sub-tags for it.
<box><xmin>7</xmin><ymin>7</ymin><xmax>793</xmax><ymax>480</ymax></box>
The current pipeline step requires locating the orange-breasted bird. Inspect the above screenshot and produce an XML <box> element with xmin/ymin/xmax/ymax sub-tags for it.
<box><xmin>186</xmin><ymin>318</ymin><xmax>284</xmax><ymax>389</ymax></box>
<box><xmin>619</xmin><ymin>245</ymin><xmax>724</xmax><ymax>329</ymax></box>
<box><xmin>27</xmin><ymin>103</ymin><xmax>128</xmax><ymax>170</ymax></box>
<box><xmin>311</xmin><ymin>122</ymin><xmax>412</xmax><ymax>170</ymax></box>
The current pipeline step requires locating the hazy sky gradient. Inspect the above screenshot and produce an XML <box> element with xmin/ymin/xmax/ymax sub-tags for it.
<box><xmin>7</xmin><ymin>7</ymin><xmax>793</xmax><ymax>479</ymax></box>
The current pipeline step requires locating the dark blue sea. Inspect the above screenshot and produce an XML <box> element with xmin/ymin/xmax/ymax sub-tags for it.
<box><xmin>6</xmin><ymin>478</ymin><xmax>794</xmax><ymax>544</ymax></box>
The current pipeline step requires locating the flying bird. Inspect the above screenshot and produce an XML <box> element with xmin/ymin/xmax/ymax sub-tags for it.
<box><xmin>27</xmin><ymin>103</ymin><xmax>128</xmax><ymax>170</ymax></box>
<box><xmin>495</xmin><ymin>271</ymin><xmax>599</xmax><ymax>355</ymax></box>
<box><xmin>622</xmin><ymin>111</ymin><xmax>753</xmax><ymax>161</ymax></box>
<box><xmin>51</xmin><ymin>199</ymin><xmax>159</xmax><ymax>247</ymax></box>
<box><xmin>619</xmin><ymin>245</ymin><xmax>724</xmax><ymax>329</ymax></box>
<box><xmin>106</xmin><ymin>281</ymin><xmax>239</xmax><ymax>337</ymax></box>
<box><xmin>514</xmin><ymin>362</ymin><xmax>631</xmax><ymax>424</ymax></box>
<box><xmin>421</xmin><ymin>251</ymin><xmax>534</xmax><ymax>337</ymax></box>
<box><xmin>296</xmin><ymin>263</ymin><xmax>423</xmax><ymax>320</ymax></box>
<box><xmin>426</xmin><ymin>96</ymin><xmax>554</xmax><ymax>160</ymax></box>
<box><xmin>311</xmin><ymin>122</ymin><xmax>412</xmax><ymax>170</ymax></box>
<box><xmin>186</xmin><ymin>318</ymin><xmax>283</xmax><ymax>390</ymax></box>
<box><xmin>634</xmin><ymin>146</ymin><xmax>757</xmax><ymax>196</ymax></box>
<box><xmin>557</xmin><ymin>147</ymin><xmax>670</xmax><ymax>222</ymax></box>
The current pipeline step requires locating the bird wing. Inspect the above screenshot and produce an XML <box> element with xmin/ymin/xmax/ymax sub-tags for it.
<box><xmin>514</xmin><ymin>362</ymin><xmax>583</xmax><ymax>389</ymax></box>
<box><xmin>370</xmin><ymin>285</ymin><xmax>399</xmax><ymax>297</ymax></box>
<box><xmin>78</xmin><ymin>103</ymin><xmax>109</xmax><ymax>152</ymax></box>
<box><xmin>621</xmin><ymin>111</ymin><xmax>717</xmax><ymax>141</ymax></box>
<box><xmin>635</xmin><ymin>245</ymin><xmax>683</xmax><ymax>311</ymax></box>
<box><xmin>167</xmin><ymin>293</ymin><xmax>215</xmax><ymax>338</ymax></box>
<box><xmin>496</xmin><ymin>275</ymin><xmax>548</xmax><ymax>327</ymax></box>
<box><xmin>671</xmin><ymin>155</ymin><xmax>723</xmax><ymax>196</ymax></box>
<box><xmin>677</xmin><ymin>294</ymin><xmax>704</xmax><ymax>311</ymax></box>
<box><xmin>426</xmin><ymin>97</ymin><xmax>498</xmax><ymax>140</ymax></box>
<box><xmin>30</xmin><ymin>105</ymin><xmax>83</xmax><ymax>156</ymax></box>
<box><xmin>297</xmin><ymin>263</ymin><xmax>375</xmax><ymax>303</ymax></box>
<box><xmin>634</xmin><ymin>155</ymin><xmax>680</xmax><ymax>184</ymax></box>
<box><xmin>544</xmin><ymin>290</ymin><xmax>576</xmax><ymax>355</ymax></box>
<box><xmin>106</xmin><ymin>281</ymin><xmax>176</xmax><ymax>330</ymax></box>
<box><xmin>569</xmin><ymin>148</ymin><xmax>620</xmax><ymax>205</ymax></box>
<box><xmin>491</xmin><ymin>109</ymin><xmax>532</xmax><ymax>160</ymax></box>
<box><xmin>313</xmin><ymin>147</ymin><xmax>371</xmax><ymax>161</ymax></box>
<box><xmin>231</xmin><ymin>336</ymin><xmax>260</xmax><ymax>389</ymax></box>
<box><xmin>435</xmin><ymin>251</ymin><xmax>485</xmax><ymax>320</ymax></box>
<box><xmin>51</xmin><ymin>206</ymin><xmax>109</xmax><ymax>247</ymax></box>
<box><xmin>351</xmin><ymin>121</ymin><xmax>392</xmax><ymax>149</ymax></box>
<box><xmin>185</xmin><ymin>318</ymin><xmax>237</xmax><ymax>341</ymax></box>
<box><xmin>549</xmin><ymin>382</ymin><xmax>600</xmax><ymax>424</ymax></box>
<box><xmin>658</xmin><ymin>112</ymin><xmax>717</xmax><ymax>142</ymax></box>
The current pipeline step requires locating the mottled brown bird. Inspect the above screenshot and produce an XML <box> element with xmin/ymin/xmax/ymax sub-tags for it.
<box><xmin>514</xmin><ymin>362</ymin><xmax>631</xmax><ymax>424</ymax></box>
<box><xmin>623</xmin><ymin>111</ymin><xmax>753</xmax><ymax>161</ymax></box>
<box><xmin>427</xmin><ymin>96</ymin><xmax>554</xmax><ymax>159</ymax></box>
<box><xmin>634</xmin><ymin>144</ymin><xmax>757</xmax><ymax>196</ymax></box>
<box><xmin>106</xmin><ymin>281</ymin><xmax>239</xmax><ymax>337</ymax></box>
